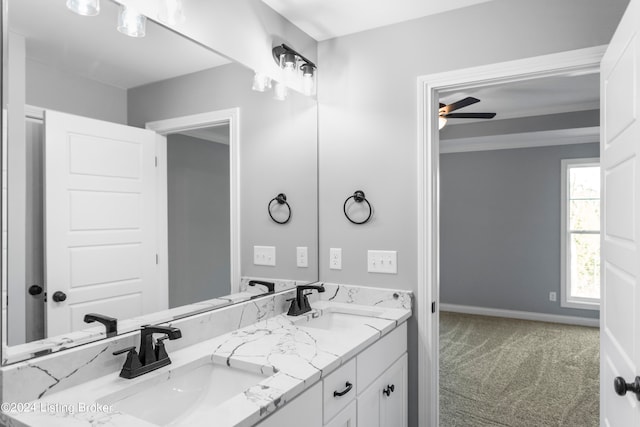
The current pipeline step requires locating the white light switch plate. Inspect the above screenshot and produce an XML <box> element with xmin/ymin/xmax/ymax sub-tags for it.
<box><xmin>367</xmin><ymin>250</ymin><xmax>397</xmax><ymax>274</ymax></box>
<box><xmin>297</xmin><ymin>246</ymin><xmax>308</xmax><ymax>267</ymax></box>
<box><xmin>254</xmin><ymin>246</ymin><xmax>276</xmax><ymax>266</ymax></box>
<box><xmin>330</xmin><ymin>248</ymin><xmax>342</xmax><ymax>270</ymax></box>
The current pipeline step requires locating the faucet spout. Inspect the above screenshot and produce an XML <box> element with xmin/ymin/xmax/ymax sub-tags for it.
<box><xmin>287</xmin><ymin>284</ymin><xmax>325</xmax><ymax>316</ymax></box>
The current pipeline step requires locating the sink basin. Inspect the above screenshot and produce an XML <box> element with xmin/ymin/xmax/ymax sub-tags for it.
<box><xmin>100</xmin><ymin>360</ymin><xmax>266</xmax><ymax>426</ymax></box>
<box><xmin>295</xmin><ymin>307</ymin><xmax>384</xmax><ymax>331</ymax></box>
<box><xmin>302</xmin><ymin>312</ymin><xmax>371</xmax><ymax>330</ymax></box>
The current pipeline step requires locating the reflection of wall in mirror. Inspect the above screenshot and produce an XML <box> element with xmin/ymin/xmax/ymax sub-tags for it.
<box><xmin>128</xmin><ymin>62</ymin><xmax>319</xmax><ymax>283</ymax></box>
<box><xmin>167</xmin><ymin>132</ymin><xmax>230</xmax><ymax>308</ymax></box>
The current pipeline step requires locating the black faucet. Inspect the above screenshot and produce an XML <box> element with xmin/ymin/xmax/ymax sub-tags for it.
<box><xmin>112</xmin><ymin>325</ymin><xmax>182</xmax><ymax>379</ymax></box>
<box><xmin>287</xmin><ymin>284</ymin><xmax>325</xmax><ymax>316</ymax></box>
<box><xmin>84</xmin><ymin>313</ymin><xmax>118</xmax><ymax>338</ymax></box>
<box><xmin>248</xmin><ymin>280</ymin><xmax>275</xmax><ymax>296</ymax></box>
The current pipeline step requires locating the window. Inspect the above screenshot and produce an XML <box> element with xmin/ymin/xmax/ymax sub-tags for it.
<box><xmin>561</xmin><ymin>158</ymin><xmax>600</xmax><ymax>310</ymax></box>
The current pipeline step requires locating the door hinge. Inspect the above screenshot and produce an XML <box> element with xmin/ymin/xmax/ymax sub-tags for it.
<box><xmin>156</xmin><ymin>254</ymin><xmax>159</xmax><ymax>265</ymax></box>
<box><xmin>431</xmin><ymin>301</ymin><xmax>436</xmax><ymax>313</ymax></box>
<box><xmin>155</xmin><ymin>156</ymin><xmax>158</xmax><ymax>167</ymax></box>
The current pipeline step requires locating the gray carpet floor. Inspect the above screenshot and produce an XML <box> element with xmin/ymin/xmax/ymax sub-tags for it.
<box><xmin>439</xmin><ymin>312</ymin><xmax>599</xmax><ymax>427</ymax></box>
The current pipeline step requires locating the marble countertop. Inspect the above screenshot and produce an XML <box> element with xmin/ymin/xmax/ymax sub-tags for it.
<box><xmin>2</xmin><ymin>300</ymin><xmax>411</xmax><ymax>427</ymax></box>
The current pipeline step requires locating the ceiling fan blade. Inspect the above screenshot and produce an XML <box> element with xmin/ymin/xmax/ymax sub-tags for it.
<box><xmin>443</xmin><ymin>112</ymin><xmax>497</xmax><ymax>119</ymax></box>
<box><xmin>440</xmin><ymin>97</ymin><xmax>480</xmax><ymax>114</ymax></box>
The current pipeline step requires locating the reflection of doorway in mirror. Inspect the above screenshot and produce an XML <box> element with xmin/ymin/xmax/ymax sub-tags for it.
<box><xmin>166</xmin><ymin>125</ymin><xmax>231</xmax><ymax>308</ymax></box>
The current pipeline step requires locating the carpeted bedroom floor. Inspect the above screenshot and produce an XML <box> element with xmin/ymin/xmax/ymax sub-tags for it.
<box><xmin>439</xmin><ymin>312</ymin><xmax>599</xmax><ymax>427</ymax></box>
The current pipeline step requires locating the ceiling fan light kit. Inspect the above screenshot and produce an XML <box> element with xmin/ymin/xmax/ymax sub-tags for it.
<box><xmin>438</xmin><ymin>96</ymin><xmax>496</xmax><ymax>129</ymax></box>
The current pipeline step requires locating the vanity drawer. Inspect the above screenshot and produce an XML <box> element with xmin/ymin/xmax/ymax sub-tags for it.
<box><xmin>323</xmin><ymin>357</ymin><xmax>357</xmax><ymax>423</ymax></box>
<box><xmin>356</xmin><ymin>321</ymin><xmax>407</xmax><ymax>394</ymax></box>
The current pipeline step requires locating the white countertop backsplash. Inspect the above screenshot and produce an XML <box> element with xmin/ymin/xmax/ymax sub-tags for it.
<box><xmin>0</xmin><ymin>283</ymin><xmax>413</xmax><ymax>427</ymax></box>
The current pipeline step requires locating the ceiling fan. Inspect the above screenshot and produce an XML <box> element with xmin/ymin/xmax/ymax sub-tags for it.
<box><xmin>439</xmin><ymin>96</ymin><xmax>496</xmax><ymax>129</ymax></box>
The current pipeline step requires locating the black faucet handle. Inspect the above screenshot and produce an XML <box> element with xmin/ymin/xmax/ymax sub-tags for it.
<box><xmin>113</xmin><ymin>346</ymin><xmax>137</xmax><ymax>356</ymax></box>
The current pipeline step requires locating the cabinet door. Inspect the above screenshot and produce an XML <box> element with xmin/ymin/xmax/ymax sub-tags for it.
<box><xmin>256</xmin><ymin>382</ymin><xmax>323</xmax><ymax>427</ymax></box>
<box><xmin>380</xmin><ymin>354</ymin><xmax>407</xmax><ymax>427</ymax></box>
<box><xmin>325</xmin><ymin>400</ymin><xmax>357</xmax><ymax>427</ymax></box>
<box><xmin>356</xmin><ymin>354</ymin><xmax>407</xmax><ymax>427</ymax></box>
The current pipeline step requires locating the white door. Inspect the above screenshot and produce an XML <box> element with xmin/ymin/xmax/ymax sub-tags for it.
<box><xmin>600</xmin><ymin>0</ymin><xmax>640</xmax><ymax>424</ymax></box>
<box><xmin>45</xmin><ymin>110</ymin><xmax>165</xmax><ymax>337</ymax></box>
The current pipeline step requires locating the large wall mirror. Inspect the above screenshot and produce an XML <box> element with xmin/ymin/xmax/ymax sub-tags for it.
<box><xmin>1</xmin><ymin>0</ymin><xmax>318</xmax><ymax>363</ymax></box>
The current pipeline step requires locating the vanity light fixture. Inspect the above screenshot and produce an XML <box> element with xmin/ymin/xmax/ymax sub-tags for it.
<box><xmin>66</xmin><ymin>0</ymin><xmax>100</xmax><ymax>16</ymax></box>
<box><xmin>272</xmin><ymin>44</ymin><xmax>317</xmax><ymax>96</ymax></box>
<box><xmin>252</xmin><ymin>73</ymin><xmax>272</xmax><ymax>92</ymax></box>
<box><xmin>117</xmin><ymin>4</ymin><xmax>147</xmax><ymax>38</ymax></box>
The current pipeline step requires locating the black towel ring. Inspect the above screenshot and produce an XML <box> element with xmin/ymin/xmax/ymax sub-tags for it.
<box><xmin>343</xmin><ymin>190</ymin><xmax>373</xmax><ymax>225</ymax></box>
<box><xmin>268</xmin><ymin>193</ymin><xmax>292</xmax><ymax>224</ymax></box>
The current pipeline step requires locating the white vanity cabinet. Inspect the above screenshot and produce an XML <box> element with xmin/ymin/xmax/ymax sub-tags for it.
<box><xmin>356</xmin><ymin>354</ymin><xmax>408</xmax><ymax>427</ymax></box>
<box><xmin>256</xmin><ymin>322</ymin><xmax>407</xmax><ymax>427</ymax></box>
<box><xmin>256</xmin><ymin>381</ymin><xmax>323</xmax><ymax>427</ymax></box>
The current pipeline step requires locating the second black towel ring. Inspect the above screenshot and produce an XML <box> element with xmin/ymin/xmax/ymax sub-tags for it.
<box><xmin>268</xmin><ymin>193</ymin><xmax>292</xmax><ymax>224</ymax></box>
<box><xmin>343</xmin><ymin>190</ymin><xmax>373</xmax><ymax>225</ymax></box>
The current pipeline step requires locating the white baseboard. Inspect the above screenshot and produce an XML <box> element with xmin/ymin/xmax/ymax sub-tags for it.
<box><xmin>440</xmin><ymin>303</ymin><xmax>600</xmax><ymax>328</ymax></box>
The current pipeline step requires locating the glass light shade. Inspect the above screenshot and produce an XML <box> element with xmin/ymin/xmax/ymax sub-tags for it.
<box><xmin>280</xmin><ymin>52</ymin><xmax>297</xmax><ymax>84</ymax></box>
<box><xmin>159</xmin><ymin>0</ymin><xmax>186</xmax><ymax>25</ymax></box>
<box><xmin>117</xmin><ymin>5</ymin><xmax>147</xmax><ymax>38</ymax></box>
<box><xmin>438</xmin><ymin>116</ymin><xmax>447</xmax><ymax>130</ymax></box>
<box><xmin>66</xmin><ymin>0</ymin><xmax>100</xmax><ymax>16</ymax></box>
<box><xmin>274</xmin><ymin>82</ymin><xmax>288</xmax><ymax>101</ymax></box>
<box><xmin>301</xmin><ymin>64</ymin><xmax>316</xmax><ymax>96</ymax></box>
<box><xmin>252</xmin><ymin>72</ymin><xmax>272</xmax><ymax>92</ymax></box>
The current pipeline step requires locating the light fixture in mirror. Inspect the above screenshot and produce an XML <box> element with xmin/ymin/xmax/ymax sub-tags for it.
<box><xmin>3</xmin><ymin>0</ymin><xmax>318</xmax><ymax>364</ymax></box>
<box><xmin>66</xmin><ymin>0</ymin><xmax>100</xmax><ymax>16</ymax></box>
<box><xmin>274</xmin><ymin>81</ymin><xmax>288</xmax><ymax>101</ymax></box>
<box><xmin>117</xmin><ymin>4</ymin><xmax>147</xmax><ymax>37</ymax></box>
<box><xmin>252</xmin><ymin>72</ymin><xmax>272</xmax><ymax>92</ymax></box>
<box><xmin>158</xmin><ymin>0</ymin><xmax>186</xmax><ymax>26</ymax></box>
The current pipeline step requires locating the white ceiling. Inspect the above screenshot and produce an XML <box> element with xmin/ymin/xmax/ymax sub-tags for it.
<box><xmin>10</xmin><ymin>0</ymin><xmax>230</xmax><ymax>89</ymax></box>
<box><xmin>261</xmin><ymin>0</ymin><xmax>495</xmax><ymax>41</ymax></box>
<box><xmin>439</xmin><ymin>72</ymin><xmax>600</xmax><ymax>125</ymax></box>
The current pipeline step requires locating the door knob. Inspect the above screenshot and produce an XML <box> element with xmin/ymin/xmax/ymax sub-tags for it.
<box><xmin>382</xmin><ymin>384</ymin><xmax>395</xmax><ymax>397</ymax></box>
<box><xmin>614</xmin><ymin>376</ymin><xmax>640</xmax><ymax>400</ymax></box>
<box><xmin>52</xmin><ymin>291</ymin><xmax>67</xmax><ymax>302</ymax></box>
<box><xmin>28</xmin><ymin>285</ymin><xmax>43</xmax><ymax>296</ymax></box>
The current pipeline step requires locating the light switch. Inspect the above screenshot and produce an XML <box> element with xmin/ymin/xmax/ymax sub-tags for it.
<box><xmin>330</xmin><ymin>248</ymin><xmax>342</xmax><ymax>270</ymax></box>
<box><xmin>297</xmin><ymin>246</ymin><xmax>308</xmax><ymax>267</ymax></box>
<box><xmin>254</xmin><ymin>246</ymin><xmax>276</xmax><ymax>266</ymax></box>
<box><xmin>367</xmin><ymin>250</ymin><xmax>397</xmax><ymax>274</ymax></box>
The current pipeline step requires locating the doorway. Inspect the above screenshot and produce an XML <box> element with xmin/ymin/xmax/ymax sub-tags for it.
<box><xmin>416</xmin><ymin>45</ymin><xmax>606</xmax><ymax>426</ymax></box>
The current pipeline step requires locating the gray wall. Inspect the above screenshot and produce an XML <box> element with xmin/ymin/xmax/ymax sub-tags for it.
<box><xmin>317</xmin><ymin>1</ymin><xmax>628</xmax><ymax>425</ymax></box>
<box><xmin>440</xmin><ymin>143</ymin><xmax>600</xmax><ymax>319</ymax></box>
<box><xmin>167</xmin><ymin>134</ymin><xmax>230</xmax><ymax>308</ymax></box>
<box><xmin>25</xmin><ymin>58</ymin><xmax>127</xmax><ymax>124</ymax></box>
<box><xmin>128</xmin><ymin>62</ymin><xmax>318</xmax><ymax>283</ymax></box>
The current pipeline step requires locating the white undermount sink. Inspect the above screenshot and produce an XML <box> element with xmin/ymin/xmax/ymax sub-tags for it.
<box><xmin>293</xmin><ymin>307</ymin><xmax>385</xmax><ymax>331</ymax></box>
<box><xmin>100</xmin><ymin>359</ymin><xmax>266</xmax><ymax>426</ymax></box>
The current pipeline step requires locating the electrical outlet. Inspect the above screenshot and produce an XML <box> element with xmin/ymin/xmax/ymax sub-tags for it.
<box><xmin>254</xmin><ymin>246</ymin><xmax>276</xmax><ymax>266</ymax></box>
<box><xmin>296</xmin><ymin>246</ymin><xmax>308</xmax><ymax>267</ymax></box>
<box><xmin>549</xmin><ymin>291</ymin><xmax>557</xmax><ymax>302</ymax></box>
<box><xmin>330</xmin><ymin>248</ymin><xmax>342</xmax><ymax>270</ymax></box>
<box><xmin>368</xmin><ymin>250</ymin><xmax>397</xmax><ymax>274</ymax></box>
